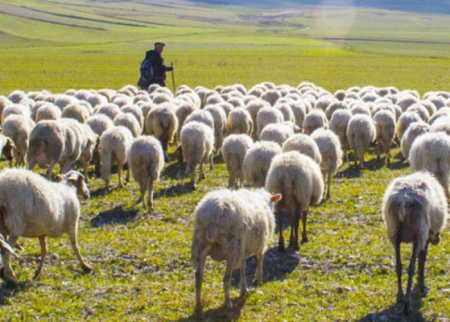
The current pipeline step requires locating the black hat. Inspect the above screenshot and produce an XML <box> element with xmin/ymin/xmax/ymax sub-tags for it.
<box><xmin>154</xmin><ymin>42</ymin><xmax>165</xmax><ymax>47</ymax></box>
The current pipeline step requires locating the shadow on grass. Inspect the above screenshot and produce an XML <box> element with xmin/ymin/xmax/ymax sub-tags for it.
<box><xmin>163</xmin><ymin>161</ymin><xmax>186</xmax><ymax>181</ymax></box>
<box><xmin>0</xmin><ymin>281</ymin><xmax>33</xmax><ymax>305</ymax></box>
<box><xmin>154</xmin><ymin>181</ymin><xmax>196</xmax><ymax>199</ymax></box>
<box><xmin>357</xmin><ymin>285</ymin><xmax>425</xmax><ymax>321</ymax></box>
<box><xmin>90</xmin><ymin>206</ymin><xmax>140</xmax><ymax>228</ymax></box>
<box><xmin>178</xmin><ymin>296</ymin><xmax>246</xmax><ymax>322</ymax></box>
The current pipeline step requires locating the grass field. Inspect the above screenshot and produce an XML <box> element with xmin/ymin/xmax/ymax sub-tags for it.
<box><xmin>0</xmin><ymin>0</ymin><xmax>450</xmax><ymax>320</ymax></box>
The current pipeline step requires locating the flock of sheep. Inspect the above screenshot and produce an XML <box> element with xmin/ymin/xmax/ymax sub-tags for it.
<box><xmin>0</xmin><ymin>81</ymin><xmax>449</xmax><ymax>315</ymax></box>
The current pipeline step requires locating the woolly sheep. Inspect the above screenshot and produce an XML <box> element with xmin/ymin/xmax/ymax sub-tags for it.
<box><xmin>243</xmin><ymin>141</ymin><xmax>281</xmax><ymax>187</ymax></box>
<box><xmin>184</xmin><ymin>109</ymin><xmax>214</xmax><ymax>130</ymax></box>
<box><xmin>396</xmin><ymin>111</ymin><xmax>422</xmax><ymax>141</ymax></box>
<box><xmin>329</xmin><ymin>109</ymin><xmax>352</xmax><ymax>162</ymax></box>
<box><xmin>265</xmin><ymin>151</ymin><xmax>324</xmax><ymax>251</ymax></box>
<box><xmin>325</xmin><ymin>101</ymin><xmax>349</xmax><ymax>121</ymax></box>
<box><xmin>175</xmin><ymin>100</ymin><xmax>198</xmax><ymax>142</ymax></box>
<box><xmin>401</xmin><ymin>121</ymin><xmax>430</xmax><ymax>160</ymax></box>
<box><xmin>430</xmin><ymin>115</ymin><xmax>450</xmax><ymax>136</ymax></box>
<box><xmin>221</xmin><ymin>134</ymin><xmax>253</xmax><ymax>189</ymax></box>
<box><xmin>310</xmin><ymin>128</ymin><xmax>343</xmax><ymax>199</ymax></box>
<box><xmin>61</xmin><ymin>103</ymin><xmax>90</xmax><ymax>123</ymax></box>
<box><xmin>396</xmin><ymin>94</ymin><xmax>419</xmax><ymax>112</ymax></box>
<box><xmin>303</xmin><ymin>109</ymin><xmax>328</xmax><ymax>135</ymax></box>
<box><xmin>407</xmin><ymin>103</ymin><xmax>430</xmax><ymax>123</ymax></box>
<box><xmin>346</xmin><ymin>114</ymin><xmax>376</xmax><ymax>169</ymax></box>
<box><xmin>281</xmin><ymin>133</ymin><xmax>322</xmax><ymax>164</ymax></box>
<box><xmin>261</xmin><ymin>89</ymin><xmax>280</xmax><ymax>106</ymax></box>
<box><xmin>114</xmin><ymin>113</ymin><xmax>141</xmax><ymax>138</ymax></box>
<box><xmin>0</xmin><ymin>169</ymin><xmax>92</xmax><ymax>282</ymax></box>
<box><xmin>191</xmin><ymin>189</ymin><xmax>281</xmax><ymax>312</ymax></box>
<box><xmin>128</xmin><ymin>135</ymin><xmax>164</xmax><ymax>209</ymax></box>
<box><xmin>373</xmin><ymin>110</ymin><xmax>396</xmax><ymax>165</ymax></box>
<box><xmin>382</xmin><ymin>172</ymin><xmax>447</xmax><ymax>314</ymax></box>
<box><xmin>36</xmin><ymin>103</ymin><xmax>62</xmax><ymax>122</ymax></box>
<box><xmin>53</xmin><ymin>94</ymin><xmax>78</xmax><ymax>110</ymax></box>
<box><xmin>204</xmin><ymin>105</ymin><xmax>227</xmax><ymax>154</ymax></box>
<box><xmin>409</xmin><ymin>132</ymin><xmax>450</xmax><ymax>197</ymax></box>
<box><xmin>180</xmin><ymin>121</ymin><xmax>214</xmax><ymax>187</ymax></box>
<box><xmin>145</xmin><ymin>103</ymin><xmax>178</xmax><ymax>162</ymax></box>
<box><xmin>226</xmin><ymin>108</ymin><xmax>253</xmax><ymax>136</ymax></box>
<box><xmin>7</xmin><ymin>90</ymin><xmax>27</xmax><ymax>104</ymax></box>
<box><xmin>260</xmin><ymin>122</ymin><xmax>295</xmax><ymax>146</ymax></box>
<box><xmin>112</xmin><ymin>94</ymin><xmax>133</xmax><ymax>108</ymax></box>
<box><xmin>121</xmin><ymin>104</ymin><xmax>144</xmax><ymax>129</ymax></box>
<box><xmin>0</xmin><ymin>134</ymin><xmax>15</xmax><ymax>168</ymax></box>
<box><xmin>1</xmin><ymin>104</ymin><xmax>30</xmax><ymax>125</ymax></box>
<box><xmin>429</xmin><ymin>107</ymin><xmax>450</xmax><ymax>125</ymax></box>
<box><xmin>274</xmin><ymin>101</ymin><xmax>295</xmax><ymax>123</ymax></box>
<box><xmin>2</xmin><ymin>115</ymin><xmax>35</xmax><ymax>167</ymax></box>
<box><xmin>96</xmin><ymin>103</ymin><xmax>121</xmax><ymax>121</ymax></box>
<box><xmin>100</xmin><ymin>126</ymin><xmax>134</xmax><ymax>191</ymax></box>
<box><xmin>256</xmin><ymin>107</ymin><xmax>284</xmax><ymax>138</ymax></box>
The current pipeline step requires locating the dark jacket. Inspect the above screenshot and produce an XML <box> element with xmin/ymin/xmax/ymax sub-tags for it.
<box><xmin>145</xmin><ymin>50</ymin><xmax>173</xmax><ymax>86</ymax></box>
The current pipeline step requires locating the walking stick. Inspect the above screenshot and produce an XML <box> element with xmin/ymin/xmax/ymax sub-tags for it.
<box><xmin>171</xmin><ymin>62</ymin><xmax>176</xmax><ymax>93</ymax></box>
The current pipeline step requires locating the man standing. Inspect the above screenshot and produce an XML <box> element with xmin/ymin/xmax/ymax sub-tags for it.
<box><xmin>138</xmin><ymin>42</ymin><xmax>174</xmax><ymax>89</ymax></box>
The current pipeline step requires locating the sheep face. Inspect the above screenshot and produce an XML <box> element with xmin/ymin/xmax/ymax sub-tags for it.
<box><xmin>57</xmin><ymin>171</ymin><xmax>90</xmax><ymax>200</ymax></box>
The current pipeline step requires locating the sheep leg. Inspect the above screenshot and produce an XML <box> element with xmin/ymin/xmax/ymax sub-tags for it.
<box><xmin>239</xmin><ymin>259</ymin><xmax>248</xmax><ymax>297</ymax></box>
<box><xmin>2</xmin><ymin>234</ymin><xmax>19</xmax><ymax>282</ymax></box>
<box><xmin>404</xmin><ymin>239</ymin><xmax>420</xmax><ymax>314</ymax></box>
<box><xmin>228</xmin><ymin>172</ymin><xmax>235</xmax><ymax>189</ymax></box>
<box><xmin>81</xmin><ymin>159</ymin><xmax>89</xmax><ymax>183</ymax></box>
<box><xmin>253</xmin><ymin>253</ymin><xmax>263</xmax><ymax>285</ymax></box>
<box><xmin>288</xmin><ymin>225</ymin><xmax>295</xmax><ymax>248</ymax></box>
<box><xmin>209</xmin><ymin>154</ymin><xmax>214</xmax><ymax>171</ymax></box>
<box><xmin>138</xmin><ymin>181</ymin><xmax>146</xmax><ymax>209</ymax></box>
<box><xmin>194</xmin><ymin>247</ymin><xmax>209</xmax><ymax>313</ymax></box>
<box><xmin>301</xmin><ymin>210</ymin><xmax>309</xmax><ymax>244</ymax></box>
<box><xmin>239</xmin><ymin>171</ymin><xmax>244</xmax><ymax>189</ymax></box>
<box><xmin>46</xmin><ymin>160</ymin><xmax>58</xmax><ymax>179</ymax></box>
<box><xmin>198</xmin><ymin>162</ymin><xmax>205</xmax><ymax>181</ymax></box>
<box><xmin>224</xmin><ymin>261</ymin><xmax>233</xmax><ymax>309</ymax></box>
<box><xmin>293</xmin><ymin>210</ymin><xmax>301</xmax><ymax>250</ymax></box>
<box><xmin>276</xmin><ymin>207</ymin><xmax>285</xmax><ymax>252</ymax></box>
<box><xmin>147</xmin><ymin>180</ymin><xmax>154</xmax><ymax>210</ymax></box>
<box><xmin>376</xmin><ymin>141</ymin><xmax>381</xmax><ymax>162</ymax></box>
<box><xmin>68</xmin><ymin>230</ymin><xmax>93</xmax><ymax>273</ymax></box>
<box><xmin>417</xmin><ymin>241</ymin><xmax>429</xmax><ymax>294</ymax></box>
<box><xmin>395</xmin><ymin>239</ymin><xmax>404</xmax><ymax>303</ymax></box>
<box><xmin>33</xmin><ymin>235</ymin><xmax>47</xmax><ymax>280</ymax></box>
<box><xmin>162</xmin><ymin>139</ymin><xmax>169</xmax><ymax>163</ymax></box>
<box><xmin>118</xmin><ymin>165</ymin><xmax>124</xmax><ymax>188</ymax></box>
<box><xmin>326</xmin><ymin>173</ymin><xmax>332</xmax><ymax>200</ymax></box>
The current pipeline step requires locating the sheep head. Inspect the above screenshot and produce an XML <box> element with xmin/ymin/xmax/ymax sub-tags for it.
<box><xmin>58</xmin><ymin>171</ymin><xmax>90</xmax><ymax>200</ymax></box>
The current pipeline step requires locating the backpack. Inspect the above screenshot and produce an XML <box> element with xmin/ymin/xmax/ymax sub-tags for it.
<box><xmin>140</xmin><ymin>58</ymin><xmax>153</xmax><ymax>81</ymax></box>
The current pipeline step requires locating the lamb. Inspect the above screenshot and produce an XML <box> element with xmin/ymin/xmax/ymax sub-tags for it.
<box><xmin>191</xmin><ymin>189</ymin><xmax>281</xmax><ymax>312</ymax></box>
<box><xmin>401</xmin><ymin>121</ymin><xmax>430</xmax><ymax>159</ymax></box>
<box><xmin>128</xmin><ymin>135</ymin><xmax>164</xmax><ymax>209</ymax></box>
<box><xmin>243</xmin><ymin>141</ymin><xmax>282</xmax><ymax>187</ymax></box>
<box><xmin>265</xmin><ymin>151</ymin><xmax>324</xmax><ymax>251</ymax></box>
<box><xmin>180</xmin><ymin>121</ymin><xmax>214</xmax><ymax>187</ymax></box>
<box><xmin>409</xmin><ymin>132</ymin><xmax>450</xmax><ymax>197</ymax></box>
<box><xmin>382</xmin><ymin>172</ymin><xmax>447</xmax><ymax>314</ymax></box>
<box><xmin>0</xmin><ymin>134</ymin><xmax>15</xmax><ymax>168</ymax></box>
<box><xmin>0</xmin><ymin>168</ymin><xmax>92</xmax><ymax>282</ymax></box>
<box><xmin>113</xmin><ymin>113</ymin><xmax>141</xmax><ymax>138</ymax></box>
<box><xmin>346</xmin><ymin>114</ymin><xmax>376</xmax><ymax>169</ymax></box>
<box><xmin>260</xmin><ymin>122</ymin><xmax>295</xmax><ymax>146</ymax></box>
<box><xmin>221</xmin><ymin>134</ymin><xmax>253</xmax><ymax>189</ymax></box>
<box><xmin>100</xmin><ymin>126</ymin><xmax>134</xmax><ymax>191</ymax></box>
<box><xmin>145</xmin><ymin>103</ymin><xmax>178</xmax><ymax>162</ymax></box>
<box><xmin>310</xmin><ymin>128</ymin><xmax>343</xmax><ymax>199</ymax></box>
<box><xmin>329</xmin><ymin>109</ymin><xmax>352</xmax><ymax>162</ymax></box>
<box><xmin>226</xmin><ymin>108</ymin><xmax>253</xmax><ymax>136</ymax></box>
<box><xmin>303</xmin><ymin>109</ymin><xmax>328</xmax><ymax>135</ymax></box>
<box><xmin>256</xmin><ymin>107</ymin><xmax>284</xmax><ymax>138</ymax></box>
<box><xmin>281</xmin><ymin>133</ymin><xmax>322</xmax><ymax>164</ymax></box>
<box><xmin>373</xmin><ymin>110</ymin><xmax>396</xmax><ymax>165</ymax></box>
<box><xmin>2</xmin><ymin>115</ymin><xmax>35</xmax><ymax>167</ymax></box>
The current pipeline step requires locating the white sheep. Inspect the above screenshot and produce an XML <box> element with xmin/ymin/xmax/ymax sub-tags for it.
<box><xmin>245</xmin><ymin>99</ymin><xmax>270</xmax><ymax>137</ymax></box>
<box><xmin>265</xmin><ymin>151</ymin><xmax>324</xmax><ymax>251</ymax></box>
<box><xmin>174</xmin><ymin>100</ymin><xmax>198</xmax><ymax>142</ymax></box>
<box><xmin>329</xmin><ymin>108</ymin><xmax>352</xmax><ymax>162</ymax></box>
<box><xmin>180</xmin><ymin>121</ymin><xmax>214</xmax><ymax>187</ymax></box>
<box><xmin>191</xmin><ymin>189</ymin><xmax>281</xmax><ymax>312</ymax></box>
<box><xmin>281</xmin><ymin>133</ymin><xmax>322</xmax><ymax>164</ymax></box>
<box><xmin>256</xmin><ymin>107</ymin><xmax>284</xmax><ymax>138</ymax></box>
<box><xmin>401</xmin><ymin>121</ymin><xmax>430</xmax><ymax>160</ymax></box>
<box><xmin>61</xmin><ymin>103</ymin><xmax>90</xmax><ymax>123</ymax></box>
<box><xmin>226</xmin><ymin>108</ymin><xmax>253</xmax><ymax>136</ymax></box>
<box><xmin>243</xmin><ymin>141</ymin><xmax>282</xmax><ymax>187</ymax></box>
<box><xmin>310</xmin><ymin>128</ymin><xmax>343</xmax><ymax>199</ymax></box>
<box><xmin>35</xmin><ymin>103</ymin><xmax>62</xmax><ymax>122</ymax></box>
<box><xmin>204</xmin><ymin>104</ymin><xmax>227</xmax><ymax>154</ymax></box>
<box><xmin>409</xmin><ymin>132</ymin><xmax>450</xmax><ymax>197</ymax></box>
<box><xmin>346</xmin><ymin>114</ymin><xmax>376</xmax><ymax>169</ymax></box>
<box><xmin>382</xmin><ymin>171</ymin><xmax>447</xmax><ymax>314</ymax></box>
<box><xmin>260</xmin><ymin>122</ymin><xmax>295</xmax><ymax>146</ymax></box>
<box><xmin>184</xmin><ymin>109</ymin><xmax>214</xmax><ymax>129</ymax></box>
<box><xmin>1</xmin><ymin>103</ymin><xmax>30</xmax><ymax>125</ymax></box>
<box><xmin>2</xmin><ymin>115</ymin><xmax>35</xmax><ymax>167</ymax></box>
<box><xmin>128</xmin><ymin>135</ymin><xmax>165</xmax><ymax>209</ymax></box>
<box><xmin>221</xmin><ymin>134</ymin><xmax>253</xmax><ymax>189</ymax></box>
<box><xmin>0</xmin><ymin>168</ymin><xmax>92</xmax><ymax>282</ymax></box>
<box><xmin>373</xmin><ymin>110</ymin><xmax>396</xmax><ymax>165</ymax></box>
<box><xmin>100</xmin><ymin>126</ymin><xmax>134</xmax><ymax>191</ymax></box>
<box><xmin>96</xmin><ymin>103</ymin><xmax>121</xmax><ymax>121</ymax></box>
<box><xmin>121</xmin><ymin>104</ymin><xmax>144</xmax><ymax>129</ymax></box>
<box><xmin>0</xmin><ymin>134</ymin><xmax>16</xmax><ymax>168</ymax></box>
<box><xmin>325</xmin><ymin>101</ymin><xmax>349</xmax><ymax>121</ymax></box>
<box><xmin>113</xmin><ymin>113</ymin><xmax>141</xmax><ymax>138</ymax></box>
<box><xmin>303</xmin><ymin>108</ymin><xmax>328</xmax><ymax>135</ymax></box>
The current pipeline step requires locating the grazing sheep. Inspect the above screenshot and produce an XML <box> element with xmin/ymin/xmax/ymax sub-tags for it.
<box><xmin>396</xmin><ymin>94</ymin><xmax>419</xmax><ymax>112</ymax></box>
<box><xmin>329</xmin><ymin>109</ymin><xmax>352</xmax><ymax>162</ymax></box>
<box><xmin>2</xmin><ymin>115</ymin><xmax>35</xmax><ymax>167</ymax></box>
<box><xmin>256</xmin><ymin>107</ymin><xmax>284</xmax><ymax>138</ymax></box>
<box><xmin>382</xmin><ymin>172</ymin><xmax>447</xmax><ymax>314</ymax></box>
<box><xmin>429</xmin><ymin>107</ymin><xmax>450</xmax><ymax>125</ymax></box>
<box><xmin>35</xmin><ymin>103</ymin><xmax>62</xmax><ymax>122</ymax></box>
<box><xmin>407</xmin><ymin>103</ymin><xmax>430</xmax><ymax>123</ymax></box>
<box><xmin>409</xmin><ymin>132</ymin><xmax>450</xmax><ymax>197</ymax></box>
<box><xmin>245</xmin><ymin>99</ymin><xmax>270</xmax><ymax>137</ymax></box>
<box><xmin>281</xmin><ymin>133</ymin><xmax>322</xmax><ymax>164</ymax></box>
<box><xmin>221</xmin><ymin>134</ymin><xmax>253</xmax><ymax>189</ymax></box>
<box><xmin>184</xmin><ymin>109</ymin><xmax>214</xmax><ymax>130</ymax></box>
<box><xmin>347</xmin><ymin>114</ymin><xmax>376</xmax><ymax>169</ymax></box>
<box><xmin>265</xmin><ymin>151</ymin><xmax>324</xmax><ymax>251</ymax></box>
<box><xmin>181</xmin><ymin>121</ymin><xmax>214</xmax><ymax>187</ymax></box>
<box><xmin>310</xmin><ymin>128</ymin><xmax>343</xmax><ymax>199</ymax></box>
<box><xmin>226</xmin><ymin>108</ymin><xmax>253</xmax><ymax>136</ymax></box>
<box><xmin>121</xmin><ymin>104</ymin><xmax>144</xmax><ymax>129</ymax></box>
<box><xmin>401</xmin><ymin>121</ymin><xmax>430</xmax><ymax>160</ymax></box>
<box><xmin>0</xmin><ymin>169</ymin><xmax>92</xmax><ymax>282</ymax></box>
<box><xmin>325</xmin><ymin>101</ymin><xmax>349</xmax><ymax>121</ymax></box>
<box><xmin>0</xmin><ymin>134</ymin><xmax>16</xmax><ymax>168</ymax></box>
<box><xmin>145</xmin><ymin>103</ymin><xmax>178</xmax><ymax>162</ymax></box>
<box><xmin>128</xmin><ymin>136</ymin><xmax>164</xmax><ymax>209</ymax></box>
<box><xmin>303</xmin><ymin>109</ymin><xmax>328</xmax><ymax>135</ymax></box>
<box><xmin>175</xmin><ymin>100</ymin><xmax>198</xmax><ymax>142</ymax></box>
<box><xmin>260</xmin><ymin>122</ymin><xmax>295</xmax><ymax>146</ymax></box>
<box><xmin>204</xmin><ymin>105</ymin><xmax>227</xmax><ymax>154</ymax></box>
<box><xmin>114</xmin><ymin>113</ymin><xmax>141</xmax><ymax>138</ymax></box>
<box><xmin>86</xmin><ymin>114</ymin><xmax>114</xmax><ymax>177</ymax></box>
<box><xmin>192</xmin><ymin>189</ymin><xmax>281</xmax><ymax>312</ymax></box>
<box><xmin>100</xmin><ymin>126</ymin><xmax>134</xmax><ymax>191</ymax></box>
<box><xmin>373</xmin><ymin>110</ymin><xmax>396</xmax><ymax>165</ymax></box>
<box><xmin>96</xmin><ymin>103</ymin><xmax>121</xmax><ymax>121</ymax></box>
<box><xmin>243</xmin><ymin>141</ymin><xmax>282</xmax><ymax>187</ymax></box>
<box><xmin>261</xmin><ymin>89</ymin><xmax>281</xmax><ymax>106</ymax></box>
<box><xmin>7</xmin><ymin>90</ymin><xmax>27</xmax><ymax>104</ymax></box>
<box><xmin>61</xmin><ymin>103</ymin><xmax>90</xmax><ymax>123</ymax></box>
<box><xmin>1</xmin><ymin>104</ymin><xmax>30</xmax><ymax>125</ymax></box>
<box><xmin>430</xmin><ymin>115</ymin><xmax>450</xmax><ymax>136</ymax></box>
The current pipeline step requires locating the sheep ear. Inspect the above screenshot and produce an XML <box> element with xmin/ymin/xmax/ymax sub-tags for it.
<box><xmin>54</xmin><ymin>174</ymin><xmax>64</xmax><ymax>182</ymax></box>
<box><xmin>0</xmin><ymin>238</ymin><xmax>18</xmax><ymax>258</ymax></box>
<box><xmin>270</xmin><ymin>193</ymin><xmax>282</xmax><ymax>203</ymax></box>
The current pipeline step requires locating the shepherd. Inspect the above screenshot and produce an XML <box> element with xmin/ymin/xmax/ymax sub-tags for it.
<box><xmin>137</xmin><ymin>42</ymin><xmax>174</xmax><ymax>90</ymax></box>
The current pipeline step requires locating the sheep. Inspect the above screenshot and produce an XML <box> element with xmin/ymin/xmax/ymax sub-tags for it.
<box><xmin>204</xmin><ymin>104</ymin><xmax>227</xmax><ymax>154</ymax></box>
<box><xmin>0</xmin><ymin>96</ymin><xmax>11</xmax><ymax>117</ymax></box>
<box><xmin>373</xmin><ymin>110</ymin><xmax>396</xmax><ymax>165</ymax></box>
<box><xmin>0</xmin><ymin>168</ymin><xmax>92</xmax><ymax>282</ymax></box>
<box><xmin>428</xmin><ymin>107</ymin><xmax>450</xmax><ymax>125</ymax></box>
<box><xmin>1</xmin><ymin>104</ymin><xmax>30</xmax><ymax>125</ymax></box>
<box><xmin>281</xmin><ymin>133</ymin><xmax>322</xmax><ymax>164</ymax></box>
<box><xmin>100</xmin><ymin>126</ymin><xmax>134</xmax><ymax>191</ymax></box>
<box><xmin>329</xmin><ymin>109</ymin><xmax>352</xmax><ymax>162</ymax></box>
<box><xmin>401</xmin><ymin>121</ymin><xmax>430</xmax><ymax>160</ymax></box>
<box><xmin>191</xmin><ymin>189</ymin><xmax>281</xmax><ymax>312</ymax></box>
<box><xmin>145</xmin><ymin>103</ymin><xmax>178</xmax><ymax>162</ymax></box>
<box><xmin>396</xmin><ymin>94</ymin><xmax>419</xmax><ymax>112</ymax></box>
<box><xmin>184</xmin><ymin>109</ymin><xmax>214</xmax><ymax>130</ymax></box>
<box><xmin>53</xmin><ymin>94</ymin><xmax>78</xmax><ymax>110</ymax></box>
<box><xmin>396</xmin><ymin>111</ymin><xmax>423</xmax><ymax>142</ymax></box>
<box><xmin>121</xmin><ymin>104</ymin><xmax>144</xmax><ymax>129</ymax></box>
<box><xmin>261</xmin><ymin>89</ymin><xmax>280</xmax><ymax>106</ymax></box>
<box><xmin>265</xmin><ymin>151</ymin><xmax>324</xmax><ymax>251</ymax></box>
<box><xmin>243</xmin><ymin>141</ymin><xmax>281</xmax><ymax>187</ymax></box>
<box><xmin>180</xmin><ymin>121</ymin><xmax>214</xmax><ymax>187</ymax></box>
<box><xmin>245</xmin><ymin>99</ymin><xmax>270</xmax><ymax>137</ymax></box>
<box><xmin>86</xmin><ymin>114</ymin><xmax>114</xmax><ymax>177</ymax></box>
<box><xmin>347</xmin><ymin>114</ymin><xmax>376</xmax><ymax>169</ymax></box>
<box><xmin>310</xmin><ymin>128</ymin><xmax>343</xmax><ymax>199</ymax></box>
<box><xmin>174</xmin><ymin>100</ymin><xmax>198</xmax><ymax>142</ymax></box>
<box><xmin>2</xmin><ymin>115</ymin><xmax>35</xmax><ymax>167</ymax></box>
<box><xmin>36</xmin><ymin>103</ymin><xmax>62</xmax><ymax>122</ymax></box>
<box><xmin>7</xmin><ymin>90</ymin><xmax>27</xmax><ymax>104</ymax></box>
<box><xmin>260</xmin><ymin>122</ymin><xmax>295</xmax><ymax>146</ymax></box>
<box><xmin>430</xmin><ymin>115</ymin><xmax>450</xmax><ymax>136</ymax></box>
<box><xmin>96</xmin><ymin>103</ymin><xmax>121</xmax><ymax>121</ymax></box>
<box><xmin>113</xmin><ymin>113</ymin><xmax>141</xmax><ymax>138</ymax></box>
<box><xmin>303</xmin><ymin>108</ymin><xmax>328</xmax><ymax>135</ymax></box>
<box><xmin>409</xmin><ymin>132</ymin><xmax>450</xmax><ymax>197</ymax></box>
<box><xmin>407</xmin><ymin>103</ymin><xmax>430</xmax><ymax>123</ymax></box>
<box><xmin>256</xmin><ymin>107</ymin><xmax>284</xmax><ymax>138</ymax></box>
<box><xmin>0</xmin><ymin>134</ymin><xmax>15</xmax><ymax>168</ymax></box>
<box><xmin>226</xmin><ymin>108</ymin><xmax>253</xmax><ymax>136</ymax></box>
<box><xmin>221</xmin><ymin>134</ymin><xmax>253</xmax><ymax>189</ymax></box>
<box><xmin>274</xmin><ymin>101</ymin><xmax>295</xmax><ymax>123</ymax></box>
<box><xmin>128</xmin><ymin>135</ymin><xmax>164</xmax><ymax>209</ymax></box>
<box><xmin>325</xmin><ymin>101</ymin><xmax>349</xmax><ymax>120</ymax></box>
<box><xmin>382</xmin><ymin>171</ymin><xmax>447</xmax><ymax>314</ymax></box>
<box><xmin>61</xmin><ymin>103</ymin><xmax>91</xmax><ymax>123</ymax></box>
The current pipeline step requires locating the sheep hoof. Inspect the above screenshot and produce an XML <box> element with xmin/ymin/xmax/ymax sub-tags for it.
<box><xmin>82</xmin><ymin>264</ymin><xmax>93</xmax><ymax>273</ymax></box>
